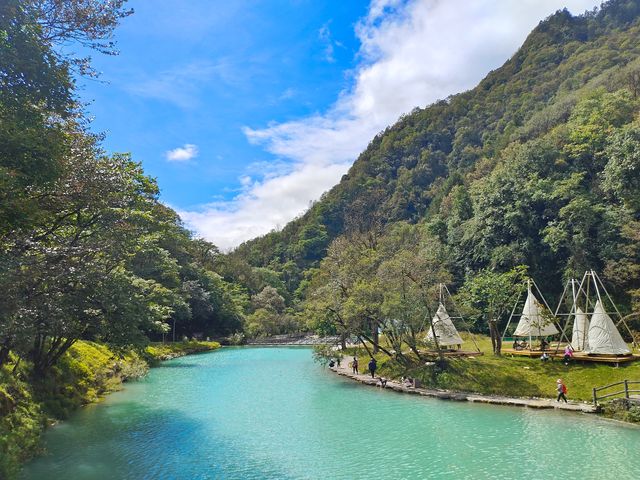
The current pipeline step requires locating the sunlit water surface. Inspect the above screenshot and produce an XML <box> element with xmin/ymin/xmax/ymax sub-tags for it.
<box><xmin>20</xmin><ymin>347</ymin><xmax>640</xmax><ymax>479</ymax></box>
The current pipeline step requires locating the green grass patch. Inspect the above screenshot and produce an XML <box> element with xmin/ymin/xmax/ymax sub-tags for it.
<box><xmin>145</xmin><ymin>340</ymin><xmax>221</xmax><ymax>362</ymax></box>
<box><xmin>34</xmin><ymin>341</ymin><xmax>149</xmax><ymax>419</ymax></box>
<box><xmin>0</xmin><ymin>366</ymin><xmax>45</xmax><ymax>479</ymax></box>
<box><xmin>348</xmin><ymin>334</ymin><xmax>640</xmax><ymax>403</ymax></box>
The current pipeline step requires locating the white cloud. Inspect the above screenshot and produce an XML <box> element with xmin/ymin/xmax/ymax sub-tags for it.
<box><xmin>181</xmin><ymin>0</ymin><xmax>601</xmax><ymax>250</ymax></box>
<box><xmin>166</xmin><ymin>144</ymin><xmax>199</xmax><ymax>162</ymax></box>
<box><xmin>319</xmin><ymin>23</ymin><xmax>336</xmax><ymax>63</ymax></box>
<box><xmin>128</xmin><ymin>60</ymin><xmax>236</xmax><ymax>109</ymax></box>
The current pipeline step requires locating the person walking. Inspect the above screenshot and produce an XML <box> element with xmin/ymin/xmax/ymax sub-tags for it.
<box><xmin>368</xmin><ymin>357</ymin><xmax>377</xmax><ymax>378</ymax></box>
<box><xmin>352</xmin><ymin>356</ymin><xmax>359</xmax><ymax>374</ymax></box>
<box><xmin>556</xmin><ymin>379</ymin><xmax>568</xmax><ymax>403</ymax></box>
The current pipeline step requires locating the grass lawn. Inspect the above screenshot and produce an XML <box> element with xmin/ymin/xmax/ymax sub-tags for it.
<box><xmin>346</xmin><ymin>334</ymin><xmax>640</xmax><ymax>403</ymax></box>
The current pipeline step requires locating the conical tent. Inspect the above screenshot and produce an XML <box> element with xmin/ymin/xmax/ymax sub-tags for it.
<box><xmin>586</xmin><ymin>300</ymin><xmax>631</xmax><ymax>355</ymax></box>
<box><xmin>426</xmin><ymin>303</ymin><xmax>464</xmax><ymax>346</ymax></box>
<box><xmin>513</xmin><ymin>289</ymin><xmax>558</xmax><ymax>337</ymax></box>
<box><xmin>571</xmin><ymin>307</ymin><xmax>590</xmax><ymax>351</ymax></box>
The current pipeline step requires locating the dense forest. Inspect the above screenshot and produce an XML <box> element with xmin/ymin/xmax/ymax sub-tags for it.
<box><xmin>227</xmin><ymin>0</ymin><xmax>640</xmax><ymax>351</ymax></box>
<box><xmin>0</xmin><ymin>0</ymin><xmax>248</xmax><ymax>371</ymax></box>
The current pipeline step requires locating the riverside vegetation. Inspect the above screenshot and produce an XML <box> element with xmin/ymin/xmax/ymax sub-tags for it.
<box><xmin>0</xmin><ymin>340</ymin><xmax>220</xmax><ymax>477</ymax></box>
<box><xmin>4</xmin><ymin>0</ymin><xmax>640</xmax><ymax>477</ymax></box>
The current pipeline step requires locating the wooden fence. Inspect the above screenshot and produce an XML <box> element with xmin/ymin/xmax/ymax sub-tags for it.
<box><xmin>592</xmin><ymin>380</ymin><xmax>640</xmax><ymax>405</ymax></box>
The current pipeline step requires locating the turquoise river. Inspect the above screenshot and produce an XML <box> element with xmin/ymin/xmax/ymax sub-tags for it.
<box><xmin>20</xmin><ymin>347</ymin><xmax>640</xmax><ymax>479</ymax></box>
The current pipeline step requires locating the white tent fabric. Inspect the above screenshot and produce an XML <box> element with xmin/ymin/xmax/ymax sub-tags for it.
<box><xmin>586</xmin><ymin>300</ymin><xmax>631</xmax><ymax>355</ymax></box>
<box><xmin>513</xmin><ymin>289</ymin><xmax>558</xmax><ymax>337</ymax></box>
<box><xmin>426</xmin><ymin>303</ymin><xmax>464</xmax><ymax>346</ymax></box>
<box><xmin>571</xmin><ymin>307</ymin><xmax>590</xmax><ymax>351</ymax></box>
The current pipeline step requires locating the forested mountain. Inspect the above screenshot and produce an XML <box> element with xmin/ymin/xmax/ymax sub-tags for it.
<box><xmin>226</xmin><ymin>0</ymin><xmax>640</xmax><ymax>337</ymax></box>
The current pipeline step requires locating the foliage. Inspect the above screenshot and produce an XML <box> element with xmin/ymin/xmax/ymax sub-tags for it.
<box><xmin>0</xmin><ymin>0</ymin><xmax>247</xmax><ymax>374</ymax></box>
<box><xmin>457</xmin><ymin>266</ymin><xmax>529</xmax><ymax>354</ymax></box>
<box><xmin>0</xmin><ymin>340</ymin><xmax>150</xmax><ymax>479</ymax></box>
<box><xmin>232</xmin><ymin>0</ymin><xmax>640</xmax><ymax>339</ymax></box>
<box><xmin>144</xmin><ymin>341</ymin><xmax>221</xmax><ymax>362</ymax></box>
<box><xmin>0</xmin><ymin>366</ymin><xmax>43</xmax><ymax>479</ymax></box>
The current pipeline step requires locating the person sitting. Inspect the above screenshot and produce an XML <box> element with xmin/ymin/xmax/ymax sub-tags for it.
<box><xmin>540</xmin><ymin>352</ymin><xmax>550</xmax><ymax>362</ymax></box>
<box><xmin>540</xmin><ymin>338</ymin><xmax>549</xmax><ymax>351</ymax></box>
<box><xmin>328</xmin><ymin>359</ymin><xmax>335</xmax><ymax>368</ymax></box>
<box><xmin>403</xmin><ymin>377</ymin><xmax>414</xmax><ymax>388</ymax></box>
<box><xmin>563</xmin><ymin>345</ymin><xmax>574</xmax><ymax>365</ymax></box>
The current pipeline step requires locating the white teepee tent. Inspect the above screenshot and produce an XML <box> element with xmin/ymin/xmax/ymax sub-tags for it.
<box><xmin>513</xmin><ymin>287</ymin><xmax>559</xmax><ymax>337</ymax></box>
<box><xmin>586</xmin><ymin>300</ymin><xmax>631</xmax><ymax>355</ymax></box>
<box><xmin>426</xmin><ymin>303</ymin><xmax>464</xmax><ymax>347</ymax></box>
<box><xmin>571</xmin><ymin>307</ymin><xmax>590</xmax><ymax>351</ymax></box>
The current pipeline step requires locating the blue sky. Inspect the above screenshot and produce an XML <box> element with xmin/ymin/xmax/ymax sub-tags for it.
<box><xmin>81</xmin><ymin>0</ymin><xmax>369</xmax><ymax>206</ymax></box>
<box><xmin>79</xmin><ymin>0</ymin><xmax>601</xmax><ymax>250</ymax></box>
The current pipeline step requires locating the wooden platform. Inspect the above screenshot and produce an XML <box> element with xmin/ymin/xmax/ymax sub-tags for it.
<box><xmin>502</xmin><ymin>348</ymin><xmax>640</xmax><ymax>365</ymax></box>
<box><xmin>421</xmin><ymin>350</ymin><xmax>484</xmax><ymax>358</ymax></box>
<box><xmin>502</xmin><ymin>348</ymin><xmax>548</xmax><ymax>358</ymax></box>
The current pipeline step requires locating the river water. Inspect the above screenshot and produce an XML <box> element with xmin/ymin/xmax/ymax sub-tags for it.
<box><xmin>20</xmin><ymin>347</ymin><xmax>640</xmax><ymax>479</ymax></box>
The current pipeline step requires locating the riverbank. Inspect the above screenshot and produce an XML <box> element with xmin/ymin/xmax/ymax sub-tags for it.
<box><xmin>246</xmin><ymin>333</ymin><xmax>338</xmax><ymax>346</ymax></box>
<box><xmin>0</xmin><ymin>340</ymin><xmax>220</xmax><ymax>479</ymax></box>
<box><xmin>332</xmin><ymin>335</ymin><xmax>640</xmax><ymax>422</ymax></box>
<box><xmin>330</xmin><ymin>362</ymin><xmax>598</xmax><ymax>413</ymax></box>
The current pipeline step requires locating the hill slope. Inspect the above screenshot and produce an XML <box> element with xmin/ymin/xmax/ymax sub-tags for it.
<box><xmin>225</xmin><ymin>0</ymin><xmax>640</xmax><ymax>317</ymax></box>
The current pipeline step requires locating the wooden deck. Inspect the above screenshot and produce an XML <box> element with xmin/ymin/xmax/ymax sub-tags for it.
<box><xmin>502</xmin><ymin>348</ymin><xmax>640</xmax><ymax>364</ymax></box>
<box><xmin>420</xmin><ymin>350</ymin><xmax>484</xmax><ymax>358</ymax></box>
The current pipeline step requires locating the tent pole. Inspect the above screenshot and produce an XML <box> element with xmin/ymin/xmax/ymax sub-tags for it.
<box><xmin>590</xmin><ymin>269</ymin><xmax>616</xmax><ymax>349</ymax></box>
<box><xmin>592</xmin><ymin>270</ymin><xmax>638</xmax><ymax>351</ymax></box>
<box><xmin>443</xmin><ymin>284</ymin><xmax>481</xmax><ymax>354</ymax></box>
<box><xmin>570</xmin><ymin>279</ymin><xmax>582</xmax><ymax>351</ymax></box>
<box><xmin>502</xmin><ymin>296</ymin><xmax>520</xmax><ymax>341</ymax></box>
<box><xmin>553</xmin><ymin>278</ymin><xmax>571</xmax><ymax>317</ymax></box>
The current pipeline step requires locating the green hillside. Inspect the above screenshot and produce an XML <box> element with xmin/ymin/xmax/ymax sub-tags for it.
<box><xmin>225</xmin><ymin>0</ymin><xmax>640</xmax><ymax>339</ymax></box>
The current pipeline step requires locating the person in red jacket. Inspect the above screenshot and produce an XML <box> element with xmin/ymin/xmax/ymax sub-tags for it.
<box><xmin>556</xmin><ymin>379</ymin><xmax>568</xmax><ymax>402</ymax></box>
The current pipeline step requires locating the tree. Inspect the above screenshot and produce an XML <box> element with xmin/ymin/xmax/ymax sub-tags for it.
<box><xmin>457</xmin><ymin>266</ymin><xmax>528</xmax><ymax>355</ymax></box>
<box><xmin>377</xmin><ymin>223</ymin><xmax>453</xmax><ymax>364</ymax></box>
<box><xmin>252</xmin><ymin>286</ymin><xmax>285</xmax><ymax>313</ymax></box>
<box><xmin>603</xmin><ymin>122</ymin><xmax>640</xmax><ymax>210</ymax></box>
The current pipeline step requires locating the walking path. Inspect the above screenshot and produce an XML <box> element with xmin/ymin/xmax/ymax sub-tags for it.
<box><xmin>330</xmin><ymin>362</ymin><xmax>599</xmax><ymax>414</ymax></box>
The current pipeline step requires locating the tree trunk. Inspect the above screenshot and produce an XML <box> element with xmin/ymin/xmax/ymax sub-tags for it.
<box><xmin>0</xmin><ymin>345</ymin><xmax>10</xmax><ymax>368</ymax></box>
<box><xmin>358</xmin><ymin>336</ymin><xmax>373</xmax><ymax>358</ymax></box>
<box><xmin>372</xmin><ymin>320</ymin><xmax>379</xmax><ymax>354</ymax></box>
<box><xmin>340</xmin><ymin>331</ymin><xmax>347</xmax><ymax>350</ymax></box>
<box><xmin>359</xmin><ymin>331</ymin><xmax>396</xmax><ymax>360</ymax></box>
<box><xmin>404</xmin><ymin>340</ymin><xmax>424</xmax><ymax>362</ymax></box>
<box><xmin>31</xmin><ymin>336</ymin><xmax>77</xmax><ymax>374</ymax></box>
<box><xmin>489</xmin><ymin>319</ymin><xmax>501</xmax><ymax>355</ymax></box>
<box><xmin>428</xmin><ymin>316</ymin><xmax>446</xmax><ymax>365</ymax></box>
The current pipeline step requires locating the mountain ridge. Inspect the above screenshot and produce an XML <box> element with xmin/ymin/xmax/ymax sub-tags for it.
<box><xmin>224</xmin><ymin>0</ymin><xmax>640</xmax><ymax>314</ymax></box>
